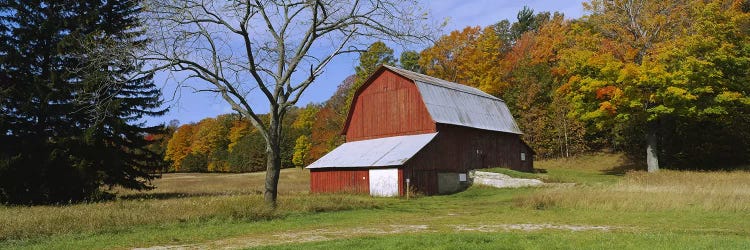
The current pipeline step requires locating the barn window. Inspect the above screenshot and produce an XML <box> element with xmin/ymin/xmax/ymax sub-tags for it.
<box><xmin>521</xmin><ymin>153</ymin><xmax>526</xmax><ymax>161</ymax></box>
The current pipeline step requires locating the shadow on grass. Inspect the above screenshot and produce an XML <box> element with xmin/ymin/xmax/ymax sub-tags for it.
<box><xmin>118</xmin><ymin>191</ymin><xmax>263</xmax><ymax>201</ymax></box>
<box><xmin>601</xmin><ymin>158</ymin><xmax>642</xmax><ymax>176</ymax></box>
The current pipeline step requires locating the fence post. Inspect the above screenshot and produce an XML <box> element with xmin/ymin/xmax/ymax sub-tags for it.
<box><xmin>406</xmin><ymin>178</ymin><xmax>410</xmax><ymax>200</ymax></box>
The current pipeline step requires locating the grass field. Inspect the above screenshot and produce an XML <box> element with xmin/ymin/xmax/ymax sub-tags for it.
<box><xmin>2</xmin><ymin>153</ymin><xmax>750</xmax><ymax>249</ymax></box>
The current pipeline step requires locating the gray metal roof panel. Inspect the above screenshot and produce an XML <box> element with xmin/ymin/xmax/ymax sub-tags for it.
<box><xmin>306</xmin><ymin>133</ymin><xmax>438</xmax><ymax>169</ymax></box>
<box><xmin>414</xmin><ymin>81</ymin><xmax>522</xmax><ymax>134</ymax></box>
<box><xmin>382</xmin><ymin>65</ymin><xmax>522</xmax><ymax>134</ymax></box>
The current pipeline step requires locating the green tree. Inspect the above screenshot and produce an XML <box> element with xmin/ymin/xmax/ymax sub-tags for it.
<box><xmin>562</xmin><ymin>0</ymin><xmax>750</xmax><ymax>170</ymax></box>
<box><xmin>0</xmin><ymin>0</ymin><xmax>165</xmax><ymax>204</ymax></box>
<box><xmin>292</xmin><ymin>135</ymin><xmax>312</xmax><ymax>167</ymax></box>
<box><xmin>638</xmin><ymin>1</ymin><xmax>750</xmax><ymax>167</ymax></box>
<box><xmin>228</xmin><ymin>130</ymin><xmax>267</xmax><ymax>172</ymax></box>
<box><xmin>181</xmin><ymin>153</ymin><xmax>208</xmax><ymax>172</ymax></box>
<box><xmin>291</xmin><ymin>104</ymin><xmax>320</xmax><ymax>167</ymax></box>
<box><xmin>511</xmin><ymin>6</ymin><xmax>537</xmax><ymax>39</ymax></box>
<box><xmin>491</xmin><ymin>7</ymin><xmax>552</xmax><ymax>49</ymax></box>
<box><xmin>399</xmin><ymin>51</ymin><xmax>422</xmax><ymax>73</ymax></box>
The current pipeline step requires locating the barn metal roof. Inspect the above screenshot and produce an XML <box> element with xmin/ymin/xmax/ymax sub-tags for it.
<box><xmin>306</xmin><ymin>133</ymin><xmax>437</xmax><ymax>169</ymax></box>
<box><xmin>383</xmin><ymin>65</ymin><xmax>522</xmax><ymax>134</ymax></box>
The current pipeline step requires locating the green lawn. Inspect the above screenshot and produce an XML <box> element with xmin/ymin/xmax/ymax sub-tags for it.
<box><xmin>2</xmin><ymin>153</ymin><xmax>749</xmax><ymax>249</ymax></box>
<box><xmin>252</xmin><ymin>231</ymin><xmax>750</xmax><ymax>250</ymax></box>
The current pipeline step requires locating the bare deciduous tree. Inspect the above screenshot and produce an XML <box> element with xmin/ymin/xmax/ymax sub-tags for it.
<box><xmin>142</xmin><ymin>0</ymin><xmax>431</xmax><ymax>206</ymax></box>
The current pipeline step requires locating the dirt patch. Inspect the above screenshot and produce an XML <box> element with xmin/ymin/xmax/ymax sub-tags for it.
<box><xmin>453</xmin><ymin>223</ymin><xmax>616</xmax><ymax>232</ymax></box>
<box><xmin>206</xmin><ymin>224</ymin><xmax>432</xmax><ymax>249</ymax></box>
<box><xmin>135</xmin><ymin>223</ymin><xmax>616</xmax><ymax>249</ymax></box>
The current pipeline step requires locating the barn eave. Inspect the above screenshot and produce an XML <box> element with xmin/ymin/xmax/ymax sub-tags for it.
<box><xmin>306</xmin><ymin>133</ymin><xmax>438</xmax><ymax>169</ymax></box>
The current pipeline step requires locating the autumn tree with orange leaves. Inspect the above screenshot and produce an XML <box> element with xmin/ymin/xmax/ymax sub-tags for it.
<box><xmin>560</xmin><ymin>0</ymin><xmax>750</xmax><ymax>170</ymax></box>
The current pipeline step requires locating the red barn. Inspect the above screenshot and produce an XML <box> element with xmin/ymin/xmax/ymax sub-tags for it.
<box><xmin>307</xmin><ymin>66</ymin><xmax>534</xmax><ymax>196</ymax></box>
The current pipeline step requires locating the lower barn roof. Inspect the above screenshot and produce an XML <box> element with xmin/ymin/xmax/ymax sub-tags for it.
<box><xmin>306</xmin><ymin>133</ymin><xmax>438</xmax><ymax>169</ymax></box>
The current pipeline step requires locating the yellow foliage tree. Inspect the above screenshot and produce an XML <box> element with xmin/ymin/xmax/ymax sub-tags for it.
<box><xmin>292</xmin><ymin>135</ymin><xmax>312</xmax><ymax>167</ymax></box>
<box><xmin>228</xmin><ymin>120</ymin><xmax>251</xmax><ymax>153</ymax></box>
<box><xmin>419</xmin><ymin>26</ymin><xmax>509</xmax><ymax>95</ymax></box>
<box><xmin>164</xmin><ymin>124</ymin><xmax>195</xmax><ymax>172</ymax></box>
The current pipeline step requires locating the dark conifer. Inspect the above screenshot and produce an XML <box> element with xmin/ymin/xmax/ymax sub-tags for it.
<box><xmin>0</xmin><ymin>0</ymin><xmax>166</xmax><ymax>204</ymax></box>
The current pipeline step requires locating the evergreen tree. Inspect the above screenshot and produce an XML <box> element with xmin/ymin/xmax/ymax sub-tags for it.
<box><xmin>0</xmin><ymin>0</ymin><xmax>166</xmax><ymax>204</ymax></box>
<box><xmin>399</xmin><ymin>51</ymin><xmax>422</xmax><ymax>73</ymax></box>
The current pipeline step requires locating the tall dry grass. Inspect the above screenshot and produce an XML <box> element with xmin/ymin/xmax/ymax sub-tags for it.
<box><xmin>0</xmin><ymin>169</ymin><xmax>380</xmax><ymax>241</ymax></box>
<box><xmin>515</xmin><ymin>170</ymin><xmax>750</xmax><ymax>212</ymax></box>
<box><xmin>535</xmin><ymin>152</ymin><xmax>634</xmax><ymax>172</ymax></box>
<box><xmin>116</xmin><ymin>168</ymin><xmax>311</xmax><ymax>197</ymax></box>
<box><xmin>0</xmin><ymin>194</ymin><xmax>381</xmax><ymax>241</ymax></box>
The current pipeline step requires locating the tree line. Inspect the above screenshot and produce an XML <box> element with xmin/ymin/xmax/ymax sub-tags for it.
<box><xmin>156</xmin><ymin>0</ymin><xmax>750</xmax><ymax>174</ymax></box>
<box><xmin>295</xmin><ymin>1</ymin><xmax>750</xmax><ymax>172</ymax></box>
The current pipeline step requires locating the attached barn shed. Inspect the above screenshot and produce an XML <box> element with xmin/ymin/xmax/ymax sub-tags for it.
<box><xmin>307</xmin><ymin>65</ymin><xmax>534</xmax><ymax>196</ymax></box>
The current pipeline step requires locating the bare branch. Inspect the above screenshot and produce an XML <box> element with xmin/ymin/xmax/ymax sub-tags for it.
<box><xmin>136</xmin><ymin>0</ymin><xmax>432</xmax><ymax>205</ymax></box>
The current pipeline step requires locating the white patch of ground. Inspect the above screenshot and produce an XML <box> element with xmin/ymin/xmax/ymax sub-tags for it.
<box><xmin>453</xmin><ymin>223</ymin><xmax>616</xmax><ymax>232</ymax></box>
<box><xmin>471</xmin><ymin>171</ymin><xmax>544</xmax><ymax>188</ymax></box>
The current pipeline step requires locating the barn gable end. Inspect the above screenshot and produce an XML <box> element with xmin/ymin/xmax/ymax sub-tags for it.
<box><xmin>344</xmin><ymin>70</ymin><xmax>436</xmax><ymax>141</ymax></box>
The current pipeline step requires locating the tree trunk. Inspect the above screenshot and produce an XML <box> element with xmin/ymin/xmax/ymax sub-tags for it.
<box><xmin>264</xmin><ymin>115</ymin><xmax>282</xmax><ymax>207</ymax></box>
<box><xmin>646</xmin><ymin>123</ymin><xmax>659</xmax><ymax>172</ymax></box>
<box><xmin>563</xmin><ymin>119</ymin><xmax>570</xmax><ymax>158</ymax></box>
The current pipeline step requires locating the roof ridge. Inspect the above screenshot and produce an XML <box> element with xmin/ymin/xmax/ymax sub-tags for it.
<box><xmin>382</xmin><ymin>65</ymin><xmax>504</xmax><ymax>102</ymax></box>
<box><xmin>415</xmin><ymin>80</ymin><xmax>503</xmax><ymax>102</ymax></box>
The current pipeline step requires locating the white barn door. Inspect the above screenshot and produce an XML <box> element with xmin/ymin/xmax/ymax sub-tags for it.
<box><xmin>369</xmin><ymin>168</ymin><xmax>399</xmax><ymax>197</ymax></box>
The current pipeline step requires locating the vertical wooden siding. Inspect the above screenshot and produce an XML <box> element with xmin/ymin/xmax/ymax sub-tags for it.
<box><xmin>310</xmin><ymin>168</ymin><xmax>369</xmax><ymax>194</ymax></box>
<box><xmin>346</xmin><ymin>71</ymin><xmax>436</xmax><ymax>142</ymax></box>
<box><xmin>404</xmin><ymin>169</ymin><xmax>438</xmax><ymax>195</ymax></box>
<box><xmin>520</xmin><ymin>143</ymin><xmax>534</xmax><ymax>170</ymax></box>
<box><xmin>405</xmin><ymin>124</ymin><xmax>533</xmax><ymax>194</ymax></box>
<box><xmin>398</xmin><ymin>168</ymin><xmax>404</xmax><ymax>196</ymax></box>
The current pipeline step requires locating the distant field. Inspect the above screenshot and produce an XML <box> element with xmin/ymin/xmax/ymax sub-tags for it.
<box><xmin>2</xmin><ymin>153</ymin><xmax>750</xmax><ymax>249</ymax></box>
<box><xmin>116</xmin><ymin>168</ymin><xmax>312</xmax><ymax>197</ymax></box>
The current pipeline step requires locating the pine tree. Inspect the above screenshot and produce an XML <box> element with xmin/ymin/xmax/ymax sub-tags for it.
<box><xmin>0</xmin><ymin>0</ymin><xmax>165</xmax><ymax>204</ymax></box>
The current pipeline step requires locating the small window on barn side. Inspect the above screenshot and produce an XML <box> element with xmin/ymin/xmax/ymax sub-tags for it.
<box><xmin>521</xmin><ymin>153</ymin><xmax>526</xmax><ymax>161</ymax></box>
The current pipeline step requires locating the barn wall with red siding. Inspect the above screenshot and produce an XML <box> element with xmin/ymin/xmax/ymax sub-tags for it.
<box><xmin>310</xmin><ymin>168</ymin><xmax>369</xmax><ymax>194</ymax></box>
<box><xmin>403</xmin><ymin>124</ymin><xmax>532</xmax><ymax>195</ymax></box>
<box><xmin>345</xmin><ymin>70</ymin><xmax>436</xmax><ymax>142</ymax></box>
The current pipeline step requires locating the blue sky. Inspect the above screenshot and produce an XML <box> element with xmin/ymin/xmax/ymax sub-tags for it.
<box><xmin>147</xmin><ymin>0</ymin><xmax>586</xmax><ymax>126</ymax></box>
